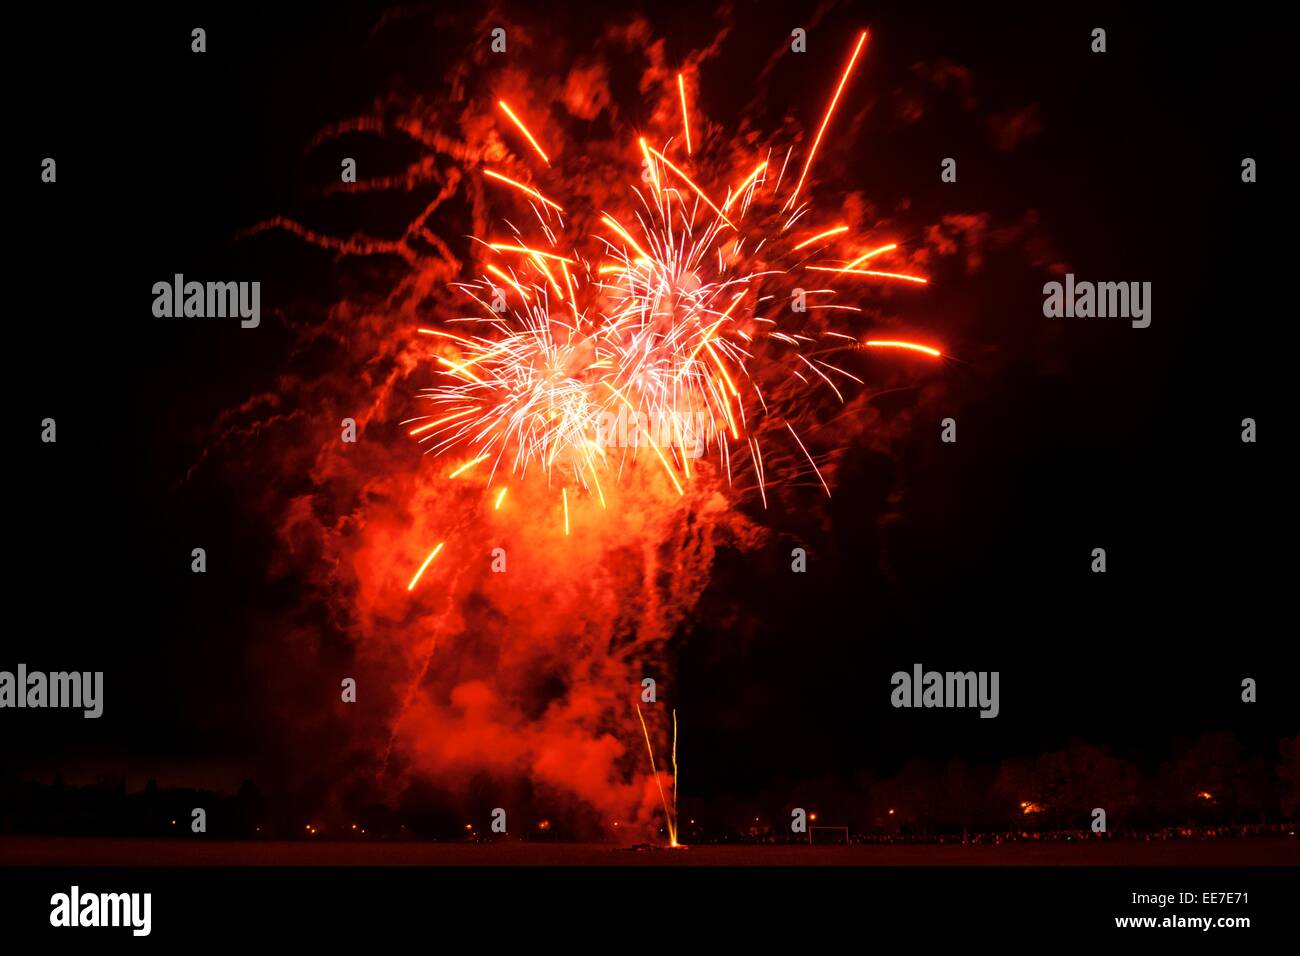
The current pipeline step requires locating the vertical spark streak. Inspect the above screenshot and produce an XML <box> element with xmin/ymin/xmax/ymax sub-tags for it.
<box><xmin>785</xmin><ymin>30</ymin><xmax>869</xmax><ymax>211</ymax></box>
<box><xmin>671</xmin><ymin>708</ymin><xmax>680</xmax><ymax>846</ymax></box>
<box><xmin>636</xmin><ymin>703</ymin><xmax>678</xmax><ymax>846</ymax></box>
<box><xmin>562</xmin><ymin>487</ymin><xmax>570</xmax><ymax>535</ymax></box>
<box><xmin>677</xmin><ymin>73</ymin><xmax>693</xmax><ymax>155</ymax></box>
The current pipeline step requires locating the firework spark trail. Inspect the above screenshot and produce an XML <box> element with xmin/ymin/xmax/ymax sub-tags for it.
<box><xmin>497</xmin><ymin>100</ymin><xmax>550</xmax><ymax>164</ymax></box>
<box><xmin>784</xmin><ymin>29</ymin><xmax>869</xmax><ymax>212</ymax></box>
<box><xmin>865</xmin><ymin>339</ymin><xmax>943</xmax><ymax>357</ymax></box>
<box><xmin>636</xmin><ymin>703</ymin><xmax>679</xmax><ymax>846</ymax></box>
<box><xmin>793</xmin><ymin>225</ymin><xmax>850</xmax><ymax>250</ymax></box>
<box><xmin>406</xmin><ymin>542</ymin><xmax>444</xmax><ymax>591</ymax></box>
<box><xmin>677</xmin><ymin>73</ymin><xmax>692</xmax><ymax>155</ymax></box>
<box><xmin>672</xmin><ymin>708</ymin><xmax>679</xmax><ymax>836</ymax></box>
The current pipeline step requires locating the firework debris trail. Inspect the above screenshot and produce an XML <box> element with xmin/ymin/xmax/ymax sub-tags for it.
<box><xmin>636</xmin><ymin>703</ymin><xmax>680</xmax><ymax>846</ymax></box>
<box><xmin>235</xmin><ymin>17</ymin><xmax>948</xmax><ymax>841</ymax></box>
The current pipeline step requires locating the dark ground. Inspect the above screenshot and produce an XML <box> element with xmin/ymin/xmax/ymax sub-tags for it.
<box><xmin>3</xmin><ymin>836</ymin><xmax>1296</xmax><ymax>866</ymax></box>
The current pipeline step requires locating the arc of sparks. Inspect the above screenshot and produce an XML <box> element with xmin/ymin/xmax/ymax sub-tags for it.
<box><xmin>722</xmin><ymin>160</ymin><xmax>768</xmax><ymax>212</ymax></box>
<box><xmin>844</xmin><ymin>243</ymin><xmax>898</xmax><ymax>268</ymax></box>
<box><xmin>793</xmin><ymin>225</ymin><xmax>850</xmax><ymax>251</ymax></box>
<box><xmin>497</xmin><ymin>100</ymin><xmax>551</xmax><ymax>165</ymax></box>
<box><xmin>408</xmin><ymin>408</ymin><xmax>477</xmax><ymax>437</ymax></box>
<box><xmin>406</xmin><ymin>542</ymin><xmax>445</xmax><ymax>591</ymax></box>
<box><xmin>864</xmin><ymin>339</ymin><xmax>942</xmax><ymax>357</ymax></box>
<box><xmin>806</xmin><ymin>265</ymin><xmax>928</xmax><ymax>284</ymax></box>
<box><xmin>482</xmin><ymin>169</ymin><xmax>565</xmax><ymax>213</ymax></box>
<box><xmin>488</xmin><ymin>243</ymin><xmax>577</xmax><ymax>264</ymax></box>
<box><xmin>600</xmin><ymin>214</ymin><xmax>652</xmax><ymax>262</ymax></box>
<box><xmin>448</xmin><ymin>453</ymin><xmax>490</xmax><ymax>478</ymax></box>
<box><xmin>785</xmin><ymin>29</ymin><xmax>869</xmax><ymax>211</ymax></box>
<box><xmin>484</xmin><ymin>264</ymin><xmax>532</xmax><ymax>303</ymax></box>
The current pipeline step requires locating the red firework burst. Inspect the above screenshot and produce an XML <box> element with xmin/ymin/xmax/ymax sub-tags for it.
<box><xmin>403</xmin><ymin>29</ymin><xmax>943</xmax><ymax>586</ymax></box>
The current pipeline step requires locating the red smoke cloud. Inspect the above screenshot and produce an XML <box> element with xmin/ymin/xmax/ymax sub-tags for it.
<box><xmin>203</xmin><ymin>5</ymin><xmax>1055</xmax><ymax>839</ymax></box>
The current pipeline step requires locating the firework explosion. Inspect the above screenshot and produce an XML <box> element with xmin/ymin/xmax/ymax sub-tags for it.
<box><xmin>239</xmin><ymin>14</ymin><xmax>948</xmax><ymax>843</ymax></box>
<box><xmin>406</xmin><ymin>29</ymin><xmax>938</xmax><ymax>534</ymax></box>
